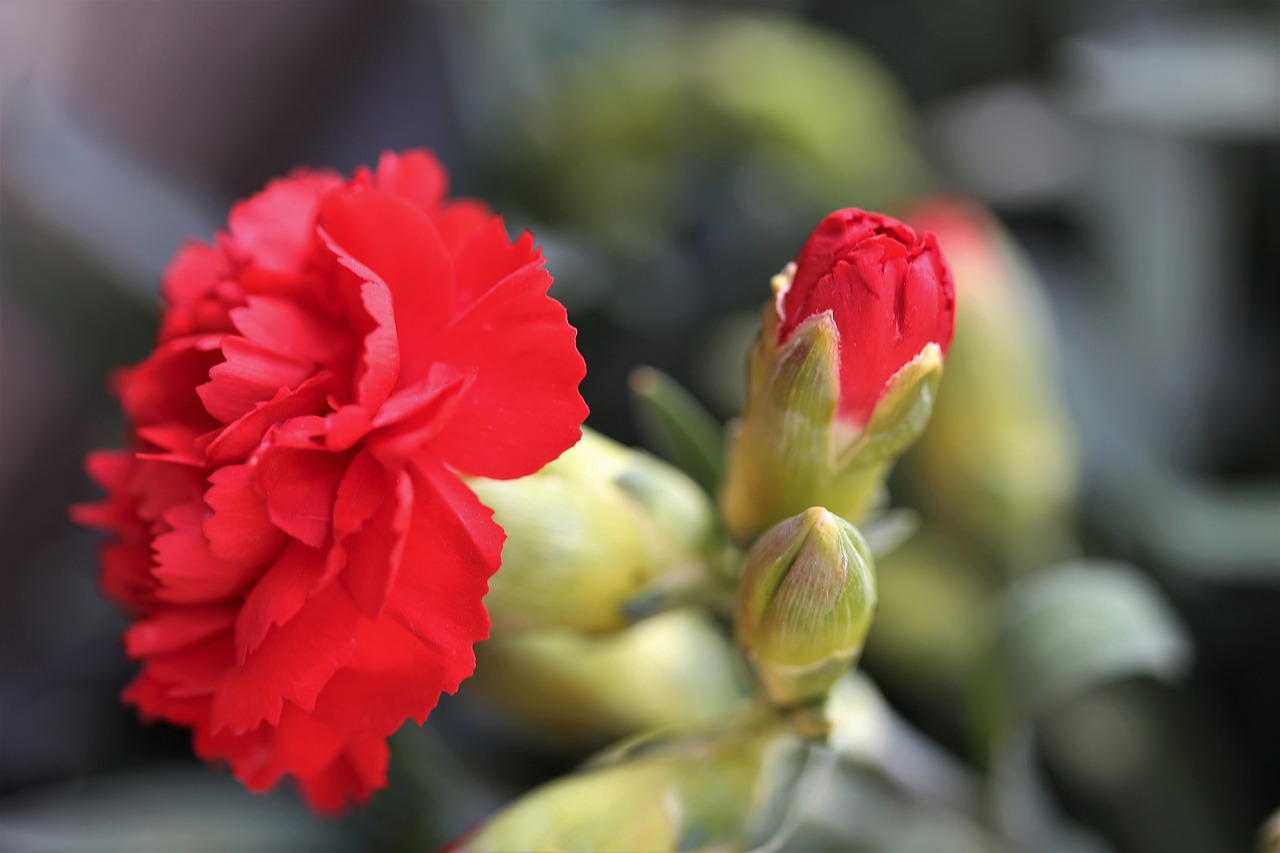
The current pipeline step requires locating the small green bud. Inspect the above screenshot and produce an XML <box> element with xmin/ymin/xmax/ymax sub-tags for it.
<box><xmin>736</xmin><ymin>508</ymin><xmax>877</xmax><ymax>708</ymax></box>
<box><xmin>471</xmin><ymin>428</ymin><xmax>717</xmax><ymax>635</ymax></box>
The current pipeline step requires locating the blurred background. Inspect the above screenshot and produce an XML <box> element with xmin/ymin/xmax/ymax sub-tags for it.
<box><xmin>1</xmin><ymin>1</ymin><xmax>1277</xmax><ymax>851</ymax></box>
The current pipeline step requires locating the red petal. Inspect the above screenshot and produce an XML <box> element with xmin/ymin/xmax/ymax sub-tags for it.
<box><xmin>143</xmin><ymin>632</ymin><xmax>234</xmax><ymax>699</ymax></box>
<box><xmin>320</xmin><ymin>405</ymin><xmax>374</xmax><ymax>453</ymax></box>
<box><xmin>339</xmin><ymin>469</ymin><xmax>412</xmax><ymax>619</ymax></box>
<box><xmin>125</xmin><ymin>606</ymin><xmax>236</xmax><ymax>657</ymax></box>
<box><xmin>355</xmin><ymin>279</ymin><xmax>400</xmax><ymax>411</ymax></box>
<box><xmin>255</xmin><ymin>445</ymin><xmax>350</xmax><ymax>548</ymax></box>
<box><xmin>194</xmin><ymin>706</ymin><xmax>388</xmax><ymax>813</ymax></box>
<box><xmin>198</xmin><ymin>337</ymin><xmax>316</xmax><ymax>424</ymax></box>
<box><xmin>371</xmin><ymin>149</ymin><xmax>494</xmax><ymax>255</ymax></box>
<box><xmin>99</xmin><ymin>539</ymin><xmax>158</xmax><ymax>610</ymax></box>
<box><xmin>225</xmin><ymin>170</ymin><xmax>341</xmax><ymax>274</ymax></box>
<box><xmin>293</xmin><ymin>734</ymin><xmax>388</xmax><ymax>815</ymax></box>
<box><xmin>383</xmin><ymin>457</ymin><xmax>501</xmax><ymax>670</ymax></box>
<box><xmin>129</xmin><ymin>457</ymin><xmax>208</xmax><ymax>523</ymax></box>
<box><xmin>73</xmin><ymin>451</ymin><xmax>137</xmax><ymax>530</ymax></box>
<box><xmin>330</xmin><ymin>449</ymin><xmax>386</xmax><ymax>545</ymax></box>
<box><xmin>210</xmin><ymin>581</ymin><xmax>362</xmax><ymax>733</ymax></box>
<box><xmin>317</xmin><ymin>189</ymin><xmax>453</xmax><ymax>388</ymax></box>
<box><xmin>366</xmin><ymin>367</ymin><xmax>469</xmax><ymax>469</ymax></box>
<box><xmin>203</xmin><ymin>463</ymin><xmax>287</xmax><ymax>565</ymax></box>
<box><xmin>196</xmin><ymin>702</ymin><xmax>343</xmax><ymax>791</ymax></box>
<box><xmin>159</xmin><ymin>240</ymin><xmax>236</xmax><ymax>341</ymax></box>
<box><xmin>135</xmin><ymin>425</ymin><xmax>206</xmax><ymax>466</ymax></box>
<box><xmin>229</xmin><ymin>294</ymin><xmax>351</xmax><ymax>367</ymax></box>
<box><xmin>426</xmin><ymin>263</ymin><xmax>588</xmax><ymax>479</ymax></box>
<box><xmin>450</xmin><ymin>217</ymin><xmax>539</xmax><ymax>306</ymax></box>
<box><xmin>153</xmin><ymin>503</ymin><xmax>265</xmax><ymax>603</ymax></box>
<box><xmin>432</xmin><ymin>200</ymin><xmax>493</xmax><ymax>256</ymax></box>
<box><xmin>203</xmin><ymin>371</ymin><xmax>337</xmax><ymax>466</ymax></box>
<box><xmin>117</xmin><ymin>338</ymin><xmax>223</xmax><ymax>429</ymax></box>
<box><xmin>372</xmin><ymin>150</ymin><xmax>448</xmax><ymax>214</ymax></box>
<box><xmin>124</xmin><ymin>668</ymin><xmax>210</xmax><ymax>727</ymax></box>
<box><xmin>235</xmin><ymin>540</ymin><xmax>329</xmax><ymax>663</ymax></box>
<box><xmin>310</xmin><ymin>616</ymin><xmax>453</xmax><ymax>737</ymax></box>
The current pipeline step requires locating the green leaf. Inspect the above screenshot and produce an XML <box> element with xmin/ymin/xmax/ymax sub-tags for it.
<box><xmin>629</xmin><ymin>366</ymin><xmax>724</xmax><ymax>494</ymax></box>
<box><xmin>989</xmin><ymin>560</ymin><xmax>1193</xmax><ymax>723</ymax></box>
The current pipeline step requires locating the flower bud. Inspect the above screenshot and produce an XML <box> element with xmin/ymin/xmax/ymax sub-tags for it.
<box><xmin>471</xmin><ymin>609</ymin><xmax>748</xmax><ymax>750</ymax></box>
<box><xmin>470</xmin><ymin>428</ymin><xmax>717</xmax><ymax>635</ymax></box>
<box><xmin>720</xmin><ymin>209</ymin><xmax>955</xmax><ymax>542</ymax></box>
<box><xmin>901</xmin><ymin>200</ymin><xmax>1077</xmax><ymax>568</ymax></box>
<box><xmin>736</xmin><ymin>508</ymin><xmax>877</xmax><ymax>708</ymax></box>
<box><xmin>455</xmin><ymin>715</ymin><xmax>809</xmax><ymax>852</ymax></box>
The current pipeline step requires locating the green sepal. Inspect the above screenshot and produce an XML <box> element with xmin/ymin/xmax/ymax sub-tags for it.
<box><xmin>720</xmin><ymin>310</ymin><xmax>841</xmax><ymax>543</ymax></box>
<box><xmin>839</xmin><ymin>343</ymin><xmax>944</xmax><ymax>468</ymax></box>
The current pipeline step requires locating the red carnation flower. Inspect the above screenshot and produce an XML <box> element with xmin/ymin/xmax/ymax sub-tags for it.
<box><xmin>74</xmin><ymin>150</ymin><xmax>588</xmax><ymax>813</ymax></box>
<box><xmin>777</xmin><ymin>208</ymin><xmax>956</xmax><ymax>425</ymax></box>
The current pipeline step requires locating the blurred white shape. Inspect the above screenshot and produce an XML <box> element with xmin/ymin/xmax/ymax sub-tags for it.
<box><xmin>1061</xmin><ymin>17</ymin><xmax>1280</xmax><ymax>139</ymax></box>
<box><xmin>826</xmin><ymin>673</ymin><xmax>980</xmax><ymax>816</ymax></box>
<box><xmin>1053</xmin><ymin>12</ymin><xmax>1278</xmax><ymax>468</ymax></box>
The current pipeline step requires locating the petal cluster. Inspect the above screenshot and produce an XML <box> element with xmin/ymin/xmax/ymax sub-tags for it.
<box><xmin>777</xmin><ymin>208</ymin><xmax>955</xmax><ymax>426</ymax></box>
<box><xmin>74</xmin><ymin>150</ymin><xmax>587</xmax><ymax>812</ymax></box>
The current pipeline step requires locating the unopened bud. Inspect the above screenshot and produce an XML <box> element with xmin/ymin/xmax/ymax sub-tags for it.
<box><xmin>472</xmin><ymin>609</ymin><xmax>748</xmax><ymax>749</ymax></box>
<box><xmin>471</xmin><ymin>428</ymin><xmax>717</xmax><ymax>635</ymax></box>
<box><xmin>736</xmin><ymin>508</ymin><xmax>877</xmax><ymax>708</ymax></box>
<box><xmin>720</xmin><ymin>209</ymin><xmax>955</xmax><ymax>542</ymax></box>
<box><xmin>456</xmin><ymin>714</ymin><xmax>809</xmax><ymax>852</ymax></box>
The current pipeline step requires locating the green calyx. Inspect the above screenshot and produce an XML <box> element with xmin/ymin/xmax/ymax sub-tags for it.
<box><xmin>720</xmin><ymin>299</ymin><xmax>945</xmax><ymax>545</ymax></box>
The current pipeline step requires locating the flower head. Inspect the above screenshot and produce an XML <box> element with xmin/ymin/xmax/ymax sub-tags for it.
<box><xmin>74</xmin><ymin>150</ymin><xmax>587</xmax><ymax>813</ymax></box>
<box><xmin>720</xmin><ymin>209</ymin><xmax>955</xmax><ymax>542</ymax></box>
<box><xmin>777</xmin><ymin>208</ymin><xmax>955</xmax><ymax>426</ymax></box>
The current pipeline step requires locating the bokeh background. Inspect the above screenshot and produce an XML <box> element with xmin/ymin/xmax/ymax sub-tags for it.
<box><xmin>1</xmin><ymin>1</ymin><xmax>1277</xmax><ymax>851</ymax></box>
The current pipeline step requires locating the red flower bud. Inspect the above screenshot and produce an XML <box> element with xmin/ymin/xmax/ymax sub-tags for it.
<box><xmin>776</xmin><ymin>209</ymin><xmax>955</xmax><ymax>426</ymax></box>
<box><xmin>720</xmin><ymin>209</ymin><xmax>957</xmax><ymax>542</ymax></box>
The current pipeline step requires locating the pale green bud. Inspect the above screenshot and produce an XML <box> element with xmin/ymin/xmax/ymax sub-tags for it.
<box><xmin>736</xmin><ymin>508</ymin><xmax>877</xmax><ymax>708</ymax></box>
<box><xmin>458</xmin><ymin>715</ymin><xmax>810</xmax><ymax>852</ymax></box>
<box><xmin>471</xmin><ymin>428</ymin><xmax>717</xmax><ymax>635</ymax></box>
<box><xmin>471</xmin><ymin>609</ymin><xmax>749</xmax><ymax>750</ymax></box>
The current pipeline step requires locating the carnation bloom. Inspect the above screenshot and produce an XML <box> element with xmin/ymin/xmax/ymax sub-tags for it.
<box><xmin>74</xmin><ymin>150</ymin><xmax>588</xmax><ymax>812</ymax></box>
<box><xmin>776</xmin><ymin>208</ymin><xmax>956</xmax><ymax>426</ymax></box>
<box><xmin>720</xmin><ymin>208</ymin><xmax>955</xmax><ymax>541</ymax></box>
